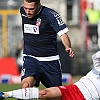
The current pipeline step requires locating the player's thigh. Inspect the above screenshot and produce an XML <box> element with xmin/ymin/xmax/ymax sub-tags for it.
<box><xmin>41</xmin><ymin>60</ymin><xmax>62</xmax><ymax>87</ymax></box>
<box><xmin>42</xmin><ymin>72</ymin><xmax>62</xmax><ymax>87</ymax></box>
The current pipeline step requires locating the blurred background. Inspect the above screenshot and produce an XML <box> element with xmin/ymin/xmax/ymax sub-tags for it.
<box><xmin>0</xmin><ymin>0</ymin><xmax>100</xmax><ymax>86</ymax></box>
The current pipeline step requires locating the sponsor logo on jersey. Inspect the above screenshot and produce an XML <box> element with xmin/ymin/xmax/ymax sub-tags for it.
<box><xmin>24</xmin><ymin>24</ymin><xmax>39</xmax><ymax>34</ymax></box>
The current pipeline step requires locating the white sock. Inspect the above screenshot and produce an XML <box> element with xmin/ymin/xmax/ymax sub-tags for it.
<box><xmin>4</xmin><ymin>87</ymin><xmax>39</xmax><ymax>99</ymax></box>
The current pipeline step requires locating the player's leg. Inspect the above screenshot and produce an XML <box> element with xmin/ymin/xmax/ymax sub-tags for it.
<box><xmin>21</xmin><ymin>56</ymin><xmax>40</xmax><ymax>100</ymax></box>
<box><xmin>0</xmin><ymin>87</ymin><xmax>61</xmax><ymax>100</ymax></box>
<box><xmin>41</xmin><ymin>60</ymin><xmax>62</xmax><ymax>100</ymax></box>
<box><xmin>21</xmin><ymin>76</ymin><xmax>36</xmax><ymax>88</ymax></box>
<box><xmin>21</xmin><ymin>56</ymin><xmax>39</xmax><ymax>88</ymax></box>
<box><xmin>2</xmin><ymin>87</ymin><xmax>39</xmax><ymax>99</ymax></box>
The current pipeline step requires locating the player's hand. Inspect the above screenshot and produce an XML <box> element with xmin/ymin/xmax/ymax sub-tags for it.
<box><xmin>65</xmin><ymin>48</ymin><xmax>74</xmax><ymax>57</ymax></box>
<box><xmin>0</xmin><ymin>91</ymin><xmax>4</xmax><ymax>100</ymax></box>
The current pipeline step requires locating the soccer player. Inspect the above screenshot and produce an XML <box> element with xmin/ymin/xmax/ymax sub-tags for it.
<box><xmin>20</xmin><ymin>0</ymin><xmax>74</xmax><ymax>90</ymax></box>
<box><xmin>0</xmin><ymin>51</ymin><xmax>100</xmax><ymax>100</ymax></box>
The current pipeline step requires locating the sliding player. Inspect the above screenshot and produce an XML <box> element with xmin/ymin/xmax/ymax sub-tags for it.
<box><xmin>0</xmin><ymin>51</ymin><xmax>100</xmax><ymax>100</ymax></box>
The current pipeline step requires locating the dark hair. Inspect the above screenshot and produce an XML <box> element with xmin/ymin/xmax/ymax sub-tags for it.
<box><xmin>25</xmin><ymin>0</ymin><xmax>40</xmax><ymax>3</ymax></box>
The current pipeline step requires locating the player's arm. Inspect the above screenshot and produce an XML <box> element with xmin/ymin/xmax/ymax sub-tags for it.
<box><xmin>60</xmin><ymin>33</ymin><xmax>74</xmax><ymax>57</ymax></box>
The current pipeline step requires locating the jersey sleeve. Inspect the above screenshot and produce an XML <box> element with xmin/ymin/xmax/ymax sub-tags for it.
<box><xmin>92</xmin><ymin>51</ymin><xmax>100</xmax><ymax>66</ymax></box>
<box><xmin>48</xmin><ymin>10</ymin><xmax>69</xmax><ymax>36</ymax></box>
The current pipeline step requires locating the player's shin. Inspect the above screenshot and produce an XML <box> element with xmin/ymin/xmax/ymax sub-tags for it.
<box><xmin>4</xmin><ymin>87</ymin><xmax>39</xmax><ymax>99</ymax></box>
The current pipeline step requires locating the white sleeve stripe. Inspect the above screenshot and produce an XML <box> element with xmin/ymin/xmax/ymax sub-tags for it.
<box><xmin>57</xmin><ymin>27</ymin><xmax>69</xmax><ymax>36</ymax></box>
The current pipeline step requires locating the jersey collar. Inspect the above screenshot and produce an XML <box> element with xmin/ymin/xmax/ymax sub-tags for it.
<box><xmin>36</xmin><ymin>6</ymin><xmax>42</xmax><ymax>16</ymax></box>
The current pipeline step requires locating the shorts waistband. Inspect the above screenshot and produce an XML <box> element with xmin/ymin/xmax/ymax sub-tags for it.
<box><xmin>23</xmin><ymin>54</ymin><xmax>60</xmax><ymax>61</ymax></box>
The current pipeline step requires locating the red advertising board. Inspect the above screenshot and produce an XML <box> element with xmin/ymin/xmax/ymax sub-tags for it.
<box><xmin>0</xmin><ymin>57</ymin><xmax>21</xmax><ymax>84</ymax></box>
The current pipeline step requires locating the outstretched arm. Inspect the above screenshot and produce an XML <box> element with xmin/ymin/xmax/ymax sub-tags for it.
<box><xmin>60</xmin><ymin>33</ymin><xmax>74</xmax><ymax>57</ymax></box>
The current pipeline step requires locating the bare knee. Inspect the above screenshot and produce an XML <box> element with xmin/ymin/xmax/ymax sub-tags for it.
<box><xmin>39</xmin><ymin>90</ymin><xmax>61</xmax><ymax>100</ymax></box>
<box><xmin>22</xmin><ymin>81</ymin><xmax>29</xmax><ymax>88</ymax></box>
<box><xmin>39</xmin><ymin>89</ymin><xmax>54</xmax><ymax>99</ymax></box>
<box><xmin>21</xmin><ymin>76</ymin><xmax>36</xmax><ymax>88</ymax></box>
<box><xmin>39</xmin><ymin>90</ymin><xmax>48</xmax><ymax>99</ymax></box>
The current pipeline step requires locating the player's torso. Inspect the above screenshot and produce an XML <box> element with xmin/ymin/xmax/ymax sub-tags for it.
<box><xmin>20</xmin><ymin>6</ymin><xmax>59</xmax><ymax>57</ymax></box>
<box><xmin>75</xmin><ymin>71</ymin><xmax>100</xmax><ymax>100</ymax></box>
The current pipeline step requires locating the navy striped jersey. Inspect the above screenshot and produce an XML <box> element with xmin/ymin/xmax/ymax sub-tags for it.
<box><xmin>20</xmin><ymin>6</ymin><xmax>69</xmax><ymax>57</ymax></box>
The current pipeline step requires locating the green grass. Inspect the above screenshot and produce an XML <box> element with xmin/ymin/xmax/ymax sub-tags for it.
<box><xmin>0</xmin><ymin>84</ymin><xmax>46</xmax><ymax>100</ymax></box>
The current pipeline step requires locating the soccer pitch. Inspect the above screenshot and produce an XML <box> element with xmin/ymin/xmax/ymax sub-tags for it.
<box><xmin>0</xmin><ymin>84</ymin><xmax>46</xmax><ymax>100</ymax></box>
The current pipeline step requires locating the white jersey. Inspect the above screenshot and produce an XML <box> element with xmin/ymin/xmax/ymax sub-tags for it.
<box><xmin>75</xmin><ymin>51</ymin><xmax>100</xmax><ymax>100</ymax></box>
